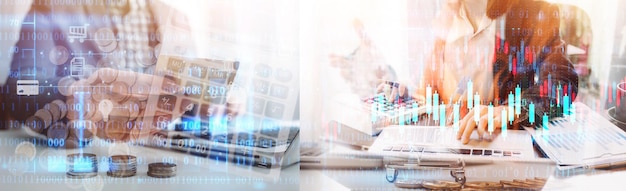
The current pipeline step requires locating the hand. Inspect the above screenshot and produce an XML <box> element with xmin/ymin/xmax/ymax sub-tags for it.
<box><xmin>62</xmin><ymin>68</ymin><xmax>244</xmax><ymax>145</ymax></box>
<box><xmin>457</xmin><ymin>105</ymin><xmax>507</xmax><ymax>144</ymax></box>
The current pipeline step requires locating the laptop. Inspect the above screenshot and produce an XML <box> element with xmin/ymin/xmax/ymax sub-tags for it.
<box><xmin>368</xmin><ymin>126</ymin><xmax>543</xmax><ymax>163</ymax></box>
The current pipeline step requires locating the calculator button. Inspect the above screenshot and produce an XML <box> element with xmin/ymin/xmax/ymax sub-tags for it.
<box><xmin>382</xmin><ymin>146</ymin><xmax>392</xmax><ymax>151</ymax></box>
<box><xmin>401</xmin><ymin>147</ymin><xmax>411</xmax><ymax>152</ymax></box>
<box><xmin>157</xmin><ymin>95</ymin><xmax>176</xmax><ymax>111</ymax></box>
<box><xmin>175</xmin><ymin>117</ymin><xmax>201</xmax><ymax>131</ymax></box>
<box><xmin>254</xmin><ymin>64</ymin><xmax>272</xmax><ymax>78</ymax></box>
<box><xmin>460</xmin><ymin>149</ymin><xmax>472</xmax><ymax>155</ymax></box>
<box><xmin>264</xmin><ymin>101</ymin><xmax>285</xmax><ymax>119</ymax></box>
<box><xmin>274</xmin><ymin>68</ymin><xmax>293</xmax><ymax>81</ymax></box>
<box><xmin>199</xmin><ymin>104</ymin><xmax>215</xmax><ymax>118</ymax></box>
<box><xmin>161</xmin><ymin>75</ymin><xmax>181</xmax><ymax>94</ymax></box>
<box><xmin>253</xmin><ymin>80</ymin><xmax>270</xmax><ymax>94</ymax></box>
<box><xmin>179</xmin><ymin>99</ymin><xmax>199</xmax><ymax>117</ymax></box>
<box><xmin>252</xmin><ymin>97</ymin><xmax>266</xmax><ymax>115</ymax></box>
<box><xmin>204</xmin><ymin>85</ymin><xmax>227</xmax><ymax>99</ymax></box>
<box><xmin>166</xmin><ymin>58</ymin><xmax>186</xmax><ymax>74</ymax></box>
<box><xmin>208</xmin><ymin>69</ymin><xmax>229</xmax><ymax>84</ymax></box>
<box><xmin>210</xmin><ymin>96</ymin><xmax>227</xmax><ymax>105</ymax></box>
<box><xmin>269</xmin><ymin>84</ymin><xmax>289</xmax><ymax>99</ymax></box>
<box><xmin>153</xmin><ymin>112</ymin><xmax>173</xmax><ymax>129</ymax></box>
<box><xmin>183</xmin><ymin>81</ymin><xmax>202</xmax><ymax>99</ymax></box>
<box><xmin>187</xmin><ymin>63</ymin><xmax>208</xmax><ymax>79</ymax></box>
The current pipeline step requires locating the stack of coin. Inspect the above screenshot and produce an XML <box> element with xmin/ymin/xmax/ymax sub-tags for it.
<box><xmin>67</xmin><ymin>153</ymin><xmax>98</xmax><ymax>179</ymax></box>
<box><xmin>500</xmin><ymin>178</ymin><xmax>547</xmax><ymax>190</ymax></box>
<box><xmin>95</xmin><ymin>27</ymin><xmax>117</xmax><ymax>53</ymax></box>
<box><xmin>147</xmin><ymin>162</ymin><xmax>177</xmax><ymax>178</ymax></box>
<box><xmin>107</xmin><ymin>155</ymin><xmax>137</xmax><ymax>178</ymax></box>
<box><xmin>463</xmin><ymin>181</ymin><xmax>503</xmax><ymax>190</ymax></box>
<box><xmin>422</xmin><ymin>180</ymin><xmax>462</xmax><ymax>190</ymax></box>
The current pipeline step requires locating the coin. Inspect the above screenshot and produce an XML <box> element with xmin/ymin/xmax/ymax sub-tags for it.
<box><xmin>49</xmin><ymin>45</ymin><xmax>70</xmax><ymax>65</ymax></box>
<box><xmin>107</xmin><ymin>155</ymin><xmax>137</xmax><ymax>177</ymax></box>
<box><xmin>66</xmin><ymin>99</ymin><xmax>97</xmax><ymax>120</ymax></box>
<box><xmin>147</xmin><ymin>162</ymin><xmax>177</xmax><ymax>178</ymax></box>
<box><xmin>110</xmin><ymin>81</ymin><xmax>130</xmax><ymax>103</ymax></box>
<box><xmin>91</xmin><ymin>83</ymin><xmax>109</xmax><ymax>102</ymax></box>
<box><xmin>35</xmin><ymin>109</ymin><xmax>54</xmax><ymax>129</ymax></box>
<box><xmin>67</xmin><ymin>153</ymin><xmax>98</xmax><ymax>179</ymax></box>
<box><xmin>52</xmin><ymin>99</ymin><xmax>68</xmax><ymax>119</ymax></box>
<box><xmin>464</xmin><ymin>181</ymin><xmax>503</xmax><ymax>189</ymax></box>
<box><xmin>98</xmin><ymin>68</ymin><xmax>118</xmax><ymax>84</ymax></box>
<box><xmin>68</xmin><ymin>120</ymin><xmax>95</xmax><ymax>140</ymax></box>
<box><xmin>136</xmin><ymin>48</ymin><xmax>156</xmax><ymax>67</ymax></box>
<box><xmin>98</xmin><ymin>40</ymin><xmax>118</xmax><ymax>53</ymax></box>
<box><xmin>422</xmin><ymin>180</ymin><xmax>462</xmax><ymax>190</ymax></box>
<box><xmin>130</xmin><ymin>82</ymin><xmax>150</xmax><ymax>101</ymax></box>
<box><xmin>15</xmin><ymin>141</ymin><xmax>37</xmax><ymax>161</ymax></box>
<box><xmin>394</xmin><ymin>179</ymin><xmax>424</xmax><ymax>189</ymax></box>
<box><xmin>109</xmin><ymin>105</ymin><xmax>131</xmax><ymax>123</ymax></box>
<box><xmin>58</xmin><ymin>76</ymin><xmax>77</xmax><ymax>97</ymax></box>
<box><xmin>44</xmin><ymin>103</ymin><xmax>62</xmax><ymax>122</ymax></box>
<box><xmin>115</xmin><ymin>70</ymin><xmax>137</xmax><ymax>88</ymax></box>
<box><xmin>47</xmin><ymin>122</ymin><xmax>69</xmax><ymax>141</ymax></box>
<box><xmin>25</xmin><ymin>116</ymin><xmax>46</xmax><ymax>134</ymax></box>
<box><xmin>94</xmin><ymin>27</ymin><xmax>115</xmax><ymax>46</ymax></box>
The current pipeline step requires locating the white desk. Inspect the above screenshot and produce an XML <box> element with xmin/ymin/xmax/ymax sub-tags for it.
<box><xmin>299</xmin><ymin>147</ymin><xmax>626</xmax><ymax>190</ymax></box>
<box><xmin>0</xmin><ymin>129</ymin><xmax>299</xmax><ymax>191</ymax></box>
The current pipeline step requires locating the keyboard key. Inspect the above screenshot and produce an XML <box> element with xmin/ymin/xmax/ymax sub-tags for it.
<box><xmin>471</xmin><ymin>149</ymin><xmax>484</xmax><ymax>156</ymax></box>
<box><xmin>411</xmin><ymin>147</ymin><xmax>424</xmax><ymax>152</ymax></box>
<box><xmin>157</xmin><ymin>95</ymin><xmax>176</xmax><ymax>111</ymax></box>
<box><xmin>493</xmin><ymin>150</ymin><xmax>503</xmax><ymax>156</ymax></box>
<box><xmin>258</xmin><ymin>138</ymin><xmax>276</xmax><ymax>148</ymax></box>
<box><xmin>503</xmin><ymin>151</ymin><xmax>512</xmax><ymax>156</ymax></box>
<box><xmin>483</xmin><ymin>150</ymin><xmax>493</xmax><ymax>156</ymax></box>
<box><xmin>382</xmin><ymin>146</ymin><xmax>392</xmax><ymax>151</ymax></box>
<box><xmin>459</xmin><ymin>149</ymin><xmax>472</xmax><ymax>155</ymax></box>
<box><xmin>264</xmin><ymin>101</ymin><xmax>285</xmax><ymax>119</ymax></box>
<box><xmin>251</xmin><ymin>97</ymin><xmax>266</xmax><ymax>115</ymax></box>
<box><xmin>513</xmin><ymin>151</ymin><xmax>521</xmax><ymax>155</ymax></box>
<box><xmin>401</xmin><ymin>147</ymin><xmax>411</xmax><ymax>152</ymax></box>
<box><xmin>269</xmin><ymin>84</ymin><xmax>289</xmax><ymax>99</ymax></box>
<box><xmin>391</xmin><ymin>146</ymin><xmax>403</xmax><ymax>152</ymax></box>
<box><xmin>254</xmin><ymin>64</ymin><xmax>272</xmax><ymax>78</ymax></box>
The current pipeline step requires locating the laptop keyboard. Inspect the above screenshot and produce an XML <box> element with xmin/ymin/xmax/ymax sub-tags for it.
<box><xmin>381</xmin><ymin>145</ymin><xmax>522</xmax><ymax>157</ymax></box>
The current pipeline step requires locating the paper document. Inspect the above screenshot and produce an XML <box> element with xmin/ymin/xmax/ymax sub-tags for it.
<box><xmin>525</xmin><ymin>102</ymin><xmax>626</xmax><ymax>170</ymax></box>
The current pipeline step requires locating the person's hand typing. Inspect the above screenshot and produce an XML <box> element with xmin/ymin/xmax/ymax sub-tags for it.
<box><xmin>457</xmin><ymin>105</ymin><xmax>507</xmax><ymax>144</ymax></box>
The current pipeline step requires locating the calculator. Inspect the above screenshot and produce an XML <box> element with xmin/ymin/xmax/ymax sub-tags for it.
<box><xmin>140</xmin><ymin>54</ymin><xmax>300</xmax><ymax>171</ymax></box>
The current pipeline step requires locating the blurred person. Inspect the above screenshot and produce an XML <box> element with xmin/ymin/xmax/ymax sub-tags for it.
<box><xmin>331</xmin><ymin>0</ymin><xmax>578</xmax><ymax>144</ymax></box>
<box><xmin>0</xmin><ymin>0</ymin><xmax>241</xmax><ymax>148</ymax></box>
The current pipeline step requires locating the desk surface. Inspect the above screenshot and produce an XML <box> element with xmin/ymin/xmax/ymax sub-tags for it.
<box><xmin>299</xmin><ymin>143</ymin><xmax>626</xmax><ymax>191</ymax></box>
<box><xmin>0</xmin><ymin>129</ymin><xmax>299</xmax><ymax>191</ymax></box>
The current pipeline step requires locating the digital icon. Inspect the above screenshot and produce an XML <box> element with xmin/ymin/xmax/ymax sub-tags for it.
<box><xmin>68</xmin><ymin>24</ymin><xmax>89</xmax><ymax>43</ymax></box>
<box><xmin>70</xmin><ymin>57</ymin><xmax>86</xmax><ymax>77</ymax></box>
<box><xmin>16</xmin><ymin>80</ymin><xmax>39</xmax><ymax>96</ymax></box>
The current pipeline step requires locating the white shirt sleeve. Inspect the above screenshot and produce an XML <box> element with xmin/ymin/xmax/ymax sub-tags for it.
<box><xmin>0</xmin><ymin>0</ymin><xmax>33</xmax><ymax>85</ymax></box>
